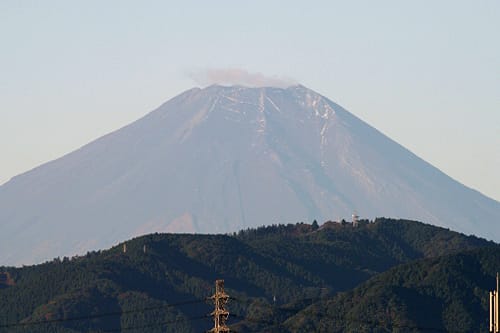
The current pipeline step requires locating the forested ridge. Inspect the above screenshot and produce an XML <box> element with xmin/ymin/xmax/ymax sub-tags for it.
<box><xmin>284</xmin><ymin>246</ymin><xmax>500</xmax><ymax>332</ymax></box>
<box><xmin>0</xmin><ymin>218</ymin><xmax>496</xmax><ymax>332</ymax></box>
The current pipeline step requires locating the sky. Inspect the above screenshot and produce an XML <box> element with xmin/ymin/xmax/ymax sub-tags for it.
<box><xmin>1</xmin><ymin>1</ymin><xmax>499</xmax><ymax>201</ymax></box>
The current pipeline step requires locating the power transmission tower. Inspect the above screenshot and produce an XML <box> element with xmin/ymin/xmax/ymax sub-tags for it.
<box><xmin>208</xmin><ymin>279</ymin><xmax>230</xmax><ymax>333</ymax></box>
<box><xmin>491</xmin><ymin>272</ymin><xmax>499</xmax><ymax>333</ymax></box>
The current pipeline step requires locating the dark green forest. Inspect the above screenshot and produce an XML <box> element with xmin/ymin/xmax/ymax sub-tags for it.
<box><xmin>0</xmin><ymin>218</ymin><xmax>497</xmax><ymax>332</ymax></box>
<box><xmin>283</xmin><ymin>246</ymin><xmax>500</xmax><ymax>332</ymax></box>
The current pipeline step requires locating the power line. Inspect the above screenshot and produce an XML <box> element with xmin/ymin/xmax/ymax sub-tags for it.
<box><xmin>0</xmin><ymin>293</ymin><xmax>480</xmax><ymax>332</ymax></box>
<box><xmin>229</xmin><ymin>296</ymin><xmax>457</xmax><ymax>333</ymax></box>
<box><xmin>229</xmin><ymin>311</ymin><xmax>456</xmax><ymax>333</ymax></box>
<box><xmin>0</xmin><ymin>298</ymin><xmax>207</xmax><ymax>329</ymax></box>
<box><xmin>231</xmin><ymin>305</ymin><xmax>468</xmax><ymax>333</ymax></box>
<box><xmin>103</xmin><ymin>314</ymin><xmax>210</xmax><ymax>332</ymax></box>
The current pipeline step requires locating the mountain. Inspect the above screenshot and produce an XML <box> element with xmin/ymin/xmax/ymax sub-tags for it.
<box><xmin>0</xmin><ymin>219</ymin><xmax>494</xmax><ymax>332</ymax></box>
<box><xmin>283</xmin><ymin>245</ymin><xmax>500</xmax><ymax>332</ymax></box>
<box><xmin>1</xmin><ymin>84</ymin><xmax>499</xmax><ymax>265</ymax></box>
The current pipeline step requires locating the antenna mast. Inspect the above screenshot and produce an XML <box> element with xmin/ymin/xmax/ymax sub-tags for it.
<box><xmin>490</xmin><ymin>272</ymin><xmax>499</xmax><ymax>333</ymax></box>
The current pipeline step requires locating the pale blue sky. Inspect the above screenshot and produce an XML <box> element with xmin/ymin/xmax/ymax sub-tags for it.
<box><xmin>1</xmin><ymin>1</ymin><xmax>499</xmax><ymax>200</ymax></box>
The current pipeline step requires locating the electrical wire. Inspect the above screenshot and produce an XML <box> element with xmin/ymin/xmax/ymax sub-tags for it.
<box><xmin>102</xmin><ymin>314</ymin><xmax>210</xmax><ymax>332</ymax></box>
<box><xmin>0</xmin><ymin>294</ymin><xmax>478</xmax><ymax>332</ymax></box>
<box><xmin>229</xmin><ymin>310</ymin><xmax>454</xmax><ymax>333</ymax></box>
<box><xmin>0</xmin><ymin>298</ymin><xmax>207</xmax><ymax>329</ymax></box>
<box><xmin>229</xmin><ymin>297</ymin><xmax>460</xmax><ymax>332</ymax></box>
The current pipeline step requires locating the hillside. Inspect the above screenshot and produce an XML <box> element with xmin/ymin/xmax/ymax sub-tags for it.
<box><xmin>0</xmin><ymin>218</ymin><xmax>493</xmax><ymax>333</ymax></box>
<box><xmin>1</xmin><ymin>85</ymin><xmax>500</xmax><ymax>265</ymax></box>
<box><xmin>283</xmin><ymin>246</ymin><xmax>500</xmax><ymax>332</ymax></box>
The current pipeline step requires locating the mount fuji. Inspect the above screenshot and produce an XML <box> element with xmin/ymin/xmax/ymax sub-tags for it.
<box><xmin>1</xmin><ymin>84</ymin><xmax>499</xmax><ymax>265</ymax></box>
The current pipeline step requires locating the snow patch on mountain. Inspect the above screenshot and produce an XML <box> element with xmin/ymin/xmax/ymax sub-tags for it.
<box><xmin>0</xmin><ymin>84</ymin><xmax>499</xmax><ymax>265</ymax></box>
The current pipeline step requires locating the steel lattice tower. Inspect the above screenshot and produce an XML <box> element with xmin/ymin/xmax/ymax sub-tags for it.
<box><xmin>209</xmin><ymin>279</ymin><xmax>230</xmax><ymax>333</ymax></box>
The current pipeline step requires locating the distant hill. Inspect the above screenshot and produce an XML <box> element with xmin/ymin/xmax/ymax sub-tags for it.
<box><xmin>0</xmin><ymin>218</ymin><xmax>494</xmax><ymax>333</ymax></box>
<box><xmin>1</xmin><ymin>85</ymin><xmax>500</xmax><ymax>265</ymax></box>
<box><xmin>283</xmin><ymin>246</ymin><xmax>500</xmax><ymax>332</ymax></box>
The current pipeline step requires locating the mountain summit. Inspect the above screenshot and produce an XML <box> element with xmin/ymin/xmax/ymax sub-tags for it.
<box><xmin>1</xmin><ymin>85</ymin><xmax>499</xmax><ymax>265</ymax></box>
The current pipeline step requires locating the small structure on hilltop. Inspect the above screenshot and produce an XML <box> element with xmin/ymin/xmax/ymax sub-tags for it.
<box><xmin>352</xmin><ymin>213</ymin><xmax>359</xmax><ymax>227</ymax></box>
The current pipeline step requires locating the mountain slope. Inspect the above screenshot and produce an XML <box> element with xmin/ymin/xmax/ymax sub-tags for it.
<box><xmin>283</xmin><ymin>245</ymin><xmax>500</xmax><ymax>332</ymax></box>
<box><xmin>0</xmin><ymin>219</ymin><xmax>493</xmax><ymax>333</ymax></box>
<box><xmin>1</xmin><ymin>84</ymin><xmax>499</xmax><ymax>265</ymax></box>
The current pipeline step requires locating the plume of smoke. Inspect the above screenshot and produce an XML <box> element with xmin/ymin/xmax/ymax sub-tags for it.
<box><xmin>189</xmin><ymin>68</ymin><xmax>297</xmax><ymax>88</ymax></box>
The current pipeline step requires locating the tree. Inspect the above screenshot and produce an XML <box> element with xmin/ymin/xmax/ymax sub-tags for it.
<box><xmin>312</xmin><ymin>220</ymin><xmax>319</xmax><ymax>230</ymax></box>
